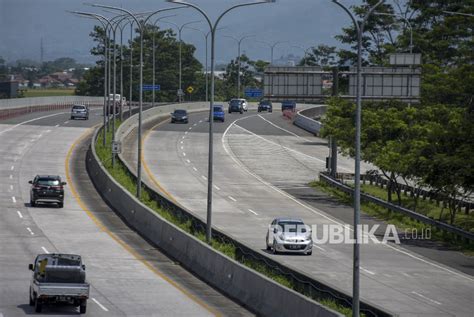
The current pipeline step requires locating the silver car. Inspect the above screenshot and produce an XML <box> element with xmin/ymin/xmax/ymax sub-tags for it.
<box><xmin>70</xmin><ymin>104</ymin><xmax>89</xmax><ymax>120</ymax></box>
<box><xmin>266</xmin><ymin>218</ymin><xmax>312</xmax><ymax>255</ymax></box>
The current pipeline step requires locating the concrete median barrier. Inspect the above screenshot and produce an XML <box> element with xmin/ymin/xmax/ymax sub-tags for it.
<box><xmin>86</xmin><ymin>125</ymin><xmax>343</xmax><ymax>317</ymax></box>
<box><xmin>293</xmin><ymin>105</ymin><xmax>327</xmax><ymax>135</ymax></box>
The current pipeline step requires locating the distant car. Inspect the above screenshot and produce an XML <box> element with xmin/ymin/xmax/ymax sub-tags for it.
<box><xmin>281</xmin><ymin>100</ymin><xmax>296</xmax><ymax>112</ymax></box>
<box><xmin>258</xmin><ymin>100</ymin><xmax>273</xmax><ymax>112</ymax></box>
<box><xmin>237</xmin><ymin>98</ymin><xmax>248</xmax><ymax>112</ymax></box>
<box><xmin>171</xmin><ymin>109</ymin><xmax>188</xmax><ymax>123</ymax></box>
<box><xmin>213</xmin><ymin>105</ymin><xmax>225</xmax><ymax>122</ymax></box>
<box><xmin>228</xmin><ymin>99</ymin><xmax>244</xmax><ymax>114</ymax></box>
<box><xmin>70</xmin><ymin>105</ymin><xmax>89</xmax><ymax>120</ymax></box>
<box><xmin>266</xmin><ymin>217</ymin><xmax>312</xmax><ymax>255</ymax></box>
<box><xmin>29</xmin><ymin>175</ymin><xmax>66</xmax><ymax>208</ymax></box>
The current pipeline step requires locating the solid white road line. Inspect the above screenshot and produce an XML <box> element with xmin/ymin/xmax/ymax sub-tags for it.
<box><xmin>312</xmin><ymin>244</ymin><xmax>326</xmax><ymax>252</ymax></box>
<box><xmin>0</xmin><ymin>112</ymin><xmax>68</xmax><ymax>136</ymax></box>
<box><xmin>27</xmin><ymin>227</ymin><xmax>34</xmax><ymax>235</ymax></box>
<box><xmin>92</xmin><ymin>298</ymin><xmax>109</xmax><ymax>311</ymax></box>
<box><xmin>11</xmin><ymin>196</ymin><xmax>16</xmax><ymax>203</ymax></box>
<box><xmin>248</xmin><ymin>209</ymin><xmax>258</xmax><ymax>216</ymax></box>
<box><xmin>17</xmin><ymin>211</ymin><xmax>23</xmax><ymax>218</ymax></box>
<box><xmin>257</xmin><ymin>114</ymin><xmax>313</xmax><ymax>142</ymax></box>
<box><xmin>222</xmin><ymin>118</ymin><xmax>474</xmax><ymax>282</ymax></box>
<box><xmin>411</xmin><ymin>291</ymin><xmax>442</xmax><ymax>305</ymax></box>
<box><xmin>228</xmin><ymin>196</ymin><xmax>237</xmax><ymax>202</ymax></box>
<box><xmin>41</xmin><ymin>247</ymin><xmax>49</xmax><ymax>254</ymax></box>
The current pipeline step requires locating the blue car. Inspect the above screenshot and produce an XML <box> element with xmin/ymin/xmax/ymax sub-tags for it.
<box><xmin>213</xmin><ymin>105</ymin><xmax>225</xmax><ymax>122</ymax></box>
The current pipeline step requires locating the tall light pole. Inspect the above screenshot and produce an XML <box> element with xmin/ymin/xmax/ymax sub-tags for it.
<box><xmin>69</xmin><ymin>11</ymin><xmax>114</xmax><ymax>147</ymax></box>
<box><xmin>291</xmin><ymin>44</ymin><xmax>314</xmax><ymax>66</ymax></box>
<box><xmin>224</xmin><ymin>34</ymin><xmax>255</xmax><ymax>98</ymax></box>
<box><xmin>166</xmin><ymin>0</ymin><xmax>275</xmax><ymax>243</ymax></box>
<box><xmin>374</xmin><ymin>12</ymin><xmax>413</xmax><ymax>53</ymax></box>
<box><xmin>89</xmin><ymin>3</ymin><xmax>187</xmax><ymax>198</ymax></box>
<box><xmin>161</xmin><ymin>20</ymin><xmax>202</xmax><ymax>102</ymax></box>
<box><xmin>258</xmin><ymin>40</ymin><xmax>287</xmax><ymax>65</ymax></box>
<box><xmin>184</xmin><ymin>26</ymin><xmax>226</xmax><ymax>102</ymax></box>
<box><xmin>151</xmin><ymin>14</ymin><xmax>179</xmax><ymax>107</ymax></box>
<box><xmin>331</xmin><ymin>1</ymin><xmax>384</xmax><ymax>316</ymax></box>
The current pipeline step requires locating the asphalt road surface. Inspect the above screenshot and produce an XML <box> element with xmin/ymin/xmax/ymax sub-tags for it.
<box><xmin>136</xmin><ymin>105</ymin><xmax>474</xmax><ymax>317</ymax></box>
<box><xmin>0</xmin><ymin>107</ymin><xmax>252</xmax><ymax>316</ymax></box>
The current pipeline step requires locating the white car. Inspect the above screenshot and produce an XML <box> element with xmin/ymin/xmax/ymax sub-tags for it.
<box><xmin>237</xmin><ymin>98</ymin><xmax>248</xmax><ymax>112</ymax></box>
<box><xmin>266</xmin><ymin>218</ymin><xmax>312</xmax><ymax>255</ymax></box>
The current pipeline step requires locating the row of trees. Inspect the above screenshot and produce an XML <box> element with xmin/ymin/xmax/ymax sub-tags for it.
<box><xmin>76</xmin><ymin>24</ymin><xmax>267</xmax><ymax>102</ymax></box>
<box><xmin>320</xmin><ymin>1</ymin><xmax>473</xmax><ymax>225</ymax></box>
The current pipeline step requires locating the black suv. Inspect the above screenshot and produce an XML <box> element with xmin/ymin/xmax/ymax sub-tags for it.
<box><xmin>258</xmin><ymin>100</ymin><xmax>273</xmax><ymax>112</ymax></box>
<box><xmin>171</xmin><ymin>109</ymin><xmax>189</xmax><ymax>123</ymax></box>
<box><xmin>228</xmin><ymin>99</ymin><xmax>243</xmax><ymax>114</ymax></box>
<box><xmin>29</xmin><ymin>175</ymin><xmax>66</xmax><ymax>208</ymax></box>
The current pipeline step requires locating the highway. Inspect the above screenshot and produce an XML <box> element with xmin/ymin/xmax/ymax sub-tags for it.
<box><xmin>0</xmin><ymin>108</ymin><xmax>252</xmax><ymax>316</ymax></box>
<box><xmin>135</xmin><ymin>105</ymin><xmax>474</xmax><ymax>317</ymax></box>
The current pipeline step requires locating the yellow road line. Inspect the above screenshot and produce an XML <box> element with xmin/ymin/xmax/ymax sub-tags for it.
<box><xmin>65</xmin><ymin>127</ymin><xmax>220</xmax><ymax>317</ymax></box>
<box><xmin>141</xmin><ymin>119</ymin><xmax>181</xmax><ymax>206</ymax></box>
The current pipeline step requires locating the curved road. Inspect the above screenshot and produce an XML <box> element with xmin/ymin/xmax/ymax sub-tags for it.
<box><xmin>0</xmin><ymin>108</ymin><xmax>251</xmax><ymax>316</ymax></box>
<box><xmin>139</xmin><ymin>106</ymin><xmax>474</xmax><ymax>317</ymax></box>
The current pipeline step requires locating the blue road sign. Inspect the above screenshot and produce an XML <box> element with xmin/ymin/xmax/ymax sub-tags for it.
<box><xmin>142</xmin><ymin>84</ymin><xmax>161</xmax><ymax>91</ymax></box>
<box><xmin>244</xmin><ymin>88</ymin><xmax>263</xmax><ymax>98</ymax></box>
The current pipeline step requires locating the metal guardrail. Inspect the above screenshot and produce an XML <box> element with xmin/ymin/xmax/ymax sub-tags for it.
<box><xmin>320</xmin><ymin>173</ymin><xmax>474</xmax><ymax>242</ymax></box>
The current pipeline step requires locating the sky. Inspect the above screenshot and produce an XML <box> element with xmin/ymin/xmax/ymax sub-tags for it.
<box><xmin>0</xmin><ymin>0</ymin><xmax>358</xmax><ymax>66</ymax></box>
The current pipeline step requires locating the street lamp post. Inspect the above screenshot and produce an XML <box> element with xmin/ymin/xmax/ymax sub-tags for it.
<box><xmin>331</xmin><ymin>1</ymin><xmax>384</xmax><ymax>316</ymax></box>
<box><xmin>258</xmin><ymin>40</ymin><xmax>287</xmax><ymax>65</ymax></box>
<box><xmin>151</xmin><ymin>15</ymin><xmax>178</xmax><ymax>107</ymax></box>
<box><xmin>69</xmin><ymin>11</ymin><xmax>114</xmax><ymax>147</ymax></box>
<box><xmin>224</xmin><ymin>34</ymin><xmax>255</xmax><ymax>98</ymax></box>
<box><xmin>184</xmin><ymin>26</ymin><xmax>225</xmax><ymax>102</ymax></box>
<box><xmin>166</xmin><ymin>0</ymin><xmax>275</xmax><ymax>243</ymax></box>
<box><xmin>374</xmin><ymin>12</ymin><xmax>413</xmax><ymax>53</ymax></box>
<box><xmin>161</xmin><ymin>20</ymin><xmax>202</xmax><ymax>102</ymax></box>
<box><xmin>291</xmin><ymin>44</ymin><xmax>314</xmax><ymax>66</ymax></box>
<box><xmin>89</xmin><ymin>3</ymin><xmax>187</xmax><ymax>198</ymax></box>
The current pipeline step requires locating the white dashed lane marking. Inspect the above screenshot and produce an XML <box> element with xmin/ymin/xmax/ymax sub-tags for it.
<box><xmin>92</xmin><ymin>298</ymin><xmax>109</xmax><ymax>311</ymax></box>
<box><xmin>11</xmin><ymin>196</ymin><xmax>16</xmax><ymax>203</ymax></box>
<box><xmin>41</xmin><ymin>247</ymin><xmax>49</xmax><ymax>254</ymax></box>
<box><xmin>213</xmin><ymin>185</ymin><xmax>220</xmax><ymax>190</ymax></box>
<box><xmin>10</xmin><ymin>166</ymin><xmax>14</xmax><ymax>170</ymax></box>
<box><xmin>17</xmin><ymin>211</ymin><xmax>23</xmax><ymax>218</ymax></box>
<box><xmin>201</xmin><ymin>175</ymin><xmax>207</xmax><ymax>181</ymax></box>
<box><xmin>228</xmin><ymin>196</ymin><xmax>237</xmax><ymax>202</ymax></box>
<box><xmin>185</xmin><ymin>159</ymin><xmax>191</xmax><ymax>164</ymax></box>
<box><xmin>411</xmin><ymin>291</ymin><xmax>442</xmax><ymax>305</ymax></box>
<box><xmin>248</xmin><ymin>209</ymin><xmax>258</xmax><ymax>216</ymax></box>
<box><xmin>193</xmin><ymin>167</ymin><xmax>198</xmax><ymax>172</ymax></box>
<box><xmin>27</xmin><ymin>227</ymin><xmax>34</xmax><ymax>235</ymax></box>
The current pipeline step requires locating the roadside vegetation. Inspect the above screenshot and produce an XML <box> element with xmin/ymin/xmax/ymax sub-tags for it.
<box><xmin>311</xmin><ymin>181</ymin><xmax>474</xmax><ymax>255</ymax></box>
<box><xmin>95</xmin><ymin>123</ymin><xmax>355</xmax><ymax>316</ymax></box>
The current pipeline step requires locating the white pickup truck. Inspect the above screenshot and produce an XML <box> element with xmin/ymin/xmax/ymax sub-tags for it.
<box><xmin>29</xmin><ymin>253</ymin><xmax>90</xmax><ymax>314</ymax></box>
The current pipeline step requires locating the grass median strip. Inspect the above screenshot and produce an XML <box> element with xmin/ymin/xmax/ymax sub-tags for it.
<box><xmin>311</xmin><ymin>180</ymin><xmax>473</xmax><ymax>255</ymax></box>
<box><xmin>95</xmin><ymin>124</ymin><xmax>355</xmax><ymax>316</ymax></box>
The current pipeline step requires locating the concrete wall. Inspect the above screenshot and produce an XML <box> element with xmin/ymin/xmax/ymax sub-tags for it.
<box><xmin>293</xmin><ymin>105</ymin><xmax>327</xmax><ymax>135</ymax></box>
<box><xmin>87</xmin><ymin>126</ymin><xmax>343</xmax><ymax>317</ymax></box>
<box><xmin>0</xmin><ymin>96</ymin><xmax>103</xmax><ymax>110</ymax></box>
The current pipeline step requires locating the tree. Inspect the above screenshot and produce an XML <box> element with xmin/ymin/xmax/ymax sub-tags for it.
<box><xmin>299</xmin><ymin>45</ymin><xmax>339</xmax><ymax>68</ymax></box>
<box><xmin>221</xmin><ymin>54</ymin><xmax>262</xmax><ymax>100</ymax></box>
<box><xmin>0</xmin><ymin>56</ymin><xmax>6</xmax><ymax>81</ymax></box>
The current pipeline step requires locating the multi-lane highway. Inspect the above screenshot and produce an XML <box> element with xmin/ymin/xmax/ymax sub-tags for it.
<box><xmin>0</xmin><ymin>108</ymin><xmax>252</xmax><ymax>316</ymax></box>
<box><xmin>134</xmin><ymin>105</ymin><xmax>474</xmax><ymax>317</ymax></box>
